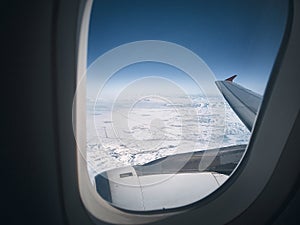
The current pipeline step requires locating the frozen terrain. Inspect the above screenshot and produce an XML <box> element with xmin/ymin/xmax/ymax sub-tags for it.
<box><xmin>86</xmin><ymin>95</ymin><xmax>251</xmax><ymax>184</ymax></box>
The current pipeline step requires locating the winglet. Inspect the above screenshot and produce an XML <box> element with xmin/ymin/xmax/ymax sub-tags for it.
<box><xmin>225</xmin><ymin>75</ymin><xmax>237</xmax><ymax>82</ymax></box>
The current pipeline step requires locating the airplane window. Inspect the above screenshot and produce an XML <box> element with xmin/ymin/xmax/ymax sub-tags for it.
<box><xmin>75</xmin><ymin>0</ymin><xmax>288</xmax><ymax>212</ymax></box>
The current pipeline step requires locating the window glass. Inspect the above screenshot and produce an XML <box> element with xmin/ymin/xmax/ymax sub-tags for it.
<box><xmin>83</xmin><ymin>0</ymin><xmax>288</xmax><ymax>211</ymax></box>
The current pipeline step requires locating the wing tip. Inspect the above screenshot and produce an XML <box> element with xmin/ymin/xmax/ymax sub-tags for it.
<box><xmin>225</xmin><ymin>75</ymin><xmax>237</xmax><ymax>82</ymax></box>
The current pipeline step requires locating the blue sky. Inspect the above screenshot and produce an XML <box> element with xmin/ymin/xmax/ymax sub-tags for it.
<box><xmin>96</xmin><ymin>61</ymin><xmax>205</xmax><ymax>99</ymax></box>
<box><xmin>87</xmin><ymin>0</ymin><xmax>288</xmax><ymax>95</ymax></box>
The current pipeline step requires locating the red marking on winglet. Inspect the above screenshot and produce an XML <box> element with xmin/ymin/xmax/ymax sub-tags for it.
<box><xmin>225</xmin><ymin>75</ymin><xmax>237</xmax><ymax>82</ymax></box>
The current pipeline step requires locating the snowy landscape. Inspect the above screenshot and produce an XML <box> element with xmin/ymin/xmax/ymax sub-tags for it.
<box><xmin>85</xmin><ymin>95</ymin><xmax>250</xmax><ymax>184</ymax></box>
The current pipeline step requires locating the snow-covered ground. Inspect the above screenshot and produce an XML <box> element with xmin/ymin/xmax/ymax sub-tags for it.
<box><xmin>85</xmin><ymin>95</ymin><xmax>250</xmax><ymax>184</ymax></box>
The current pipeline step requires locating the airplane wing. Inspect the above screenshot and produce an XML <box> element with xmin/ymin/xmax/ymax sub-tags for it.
<box><xmin>95</xmin><ymin>145</ymin><xmax>245</xmax><ymax>211</ymax></box>
<box><xmin>94</xmin><ymin>75</ymin><xmax>261</xmax><ymax>211</ymax></box>
<box><xmin>215</xmin><ymin>75</ymin><xmax>263</xmax><ymax>131</ymax></box>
